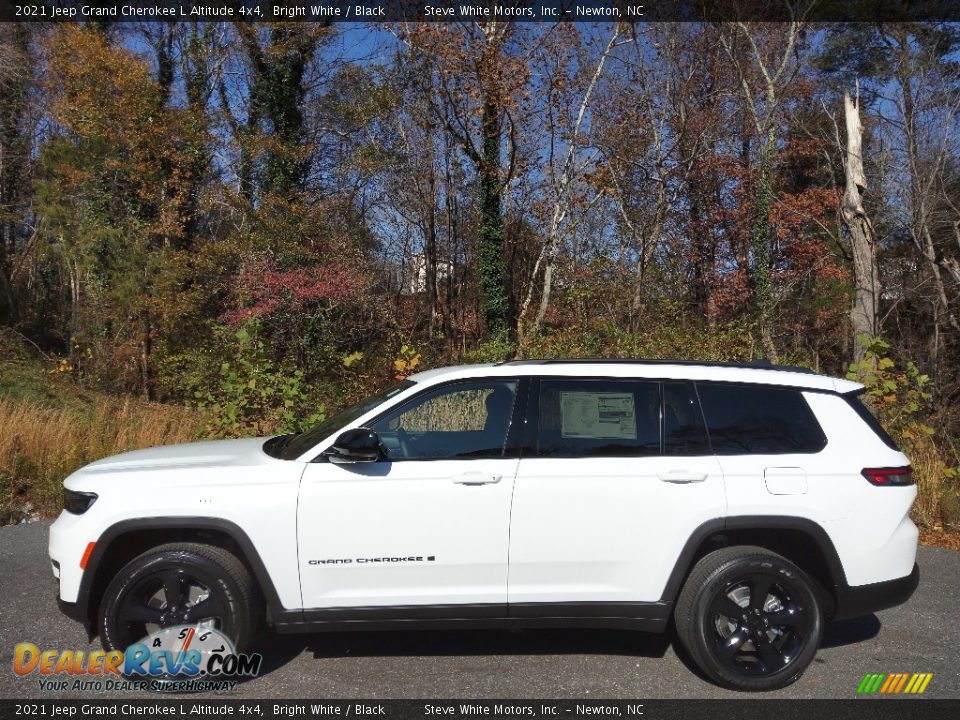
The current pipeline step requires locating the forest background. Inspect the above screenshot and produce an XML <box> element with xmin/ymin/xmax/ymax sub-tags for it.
<box><xmin>0</xmin><ymin>16</ymin><xmax>958</xmax><ymax>537</ymax></box>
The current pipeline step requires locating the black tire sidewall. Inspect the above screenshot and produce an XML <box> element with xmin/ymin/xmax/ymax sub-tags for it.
<box><xmin>98</xmin><ymin>548</ymin><xmax>251</xmax><ymax>654</ymax></box>
<box><xmin>688</xmin><ymin>555</ymin><xmax>823</xmax><ymax>691</ymax></box>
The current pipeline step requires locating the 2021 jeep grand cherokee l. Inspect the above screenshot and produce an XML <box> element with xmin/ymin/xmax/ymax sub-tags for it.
<box><xmin>49</xmin><ymin>360</ymin><xmax>919</xmax><ymax>691</ymax></box>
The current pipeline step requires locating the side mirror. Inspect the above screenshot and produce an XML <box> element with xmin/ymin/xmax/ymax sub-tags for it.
<box><xmin>323</xmin><ymin>427</ymin><xmax>383</xmax><ymax>464</ymax></box>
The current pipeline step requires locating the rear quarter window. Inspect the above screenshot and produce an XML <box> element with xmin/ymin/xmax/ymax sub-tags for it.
<box><xmin>695</xmin><ymin>383</ymin><xmax>827</xmax><ymax>455</ymax></box>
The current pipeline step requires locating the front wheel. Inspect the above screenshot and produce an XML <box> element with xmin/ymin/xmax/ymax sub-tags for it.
<box><xmin>98</xmin><ymin>542</ymin><xmax>258</xmax><ymax>654</ymax></box>
<box><xmin>674</xmin><ymin>546</ymin><xmax>823</xmax><ymax>691</ymax></box>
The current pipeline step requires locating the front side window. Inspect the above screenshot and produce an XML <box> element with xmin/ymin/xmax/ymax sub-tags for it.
<box><xmin>536</xmin><ymin>380</ymin><xmax>660</xmax><ymax>458</ymax></box>
<box><xmin>370</xmin><ymin>380</ymin><xmax>518</xmax><ymax>460</ymax></box>
<box><xmin>267</xmin><ymin>380</ymin><xmax>415</xmax><ymax>460</ymax></box>
<box><xmin>696</xmin><ymin>383</ymin><xmax>826</xmax><ymax>455</ymax></box>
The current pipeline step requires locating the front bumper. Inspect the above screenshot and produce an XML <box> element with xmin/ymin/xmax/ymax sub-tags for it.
<box><xmin>833</xmin><ymin>563</ymin><xmax>919</xmax><ymax>620</ymax></box>
<box><xmin>56</xmin><ymin>595</ymin><xmax>95</xmax><ymax>640</ymax></box>
<box><xmin>49</xmin><ymin>509</ymin><xmax>90</xmax><ymax>604</ymax></box>
<box><xmin>56</xmin><ymin>595</ymin><xmax>90</xmax><ymax>626</ymax></box>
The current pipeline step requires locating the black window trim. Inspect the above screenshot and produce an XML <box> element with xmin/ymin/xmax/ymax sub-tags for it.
<box><xmin>842</xmin><ymin>388</ymin><xmax>901</xmax><ymax>451</ymax></box>
<box><xmin>359</xmin><ymin>376</ymin><xmax>530</xmax><ymax>463</ymax></box>
<box><xmin>328</xmin><ymin>374</ymin><xmax>837</xmax><ymax>463</ymax></box>
<box><xmin>663</xmin><ymin>379</ymin><xmax>712</xmax><ymax>457</ymax></box>
<box><xmin>524</xmin><ymin>375</ymin><xmax>831</xmax><ymax>459</ymax></box>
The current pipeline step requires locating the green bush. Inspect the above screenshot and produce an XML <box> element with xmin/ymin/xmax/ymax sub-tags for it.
<box><xmin>196</xmin><ymin>322</ymin><xmax>326</xmax><ymax>438</ymax></box>
<box><xmin>847</xmin><ymin>337</ymin><xmax>959</xmax><ymax>527</ymax></box>
<box><xmin>460</xmin><ymin>332</ymin><xmax>515</xmax><ymax>363</ymax></box>
<box><xmin>846</xmin><ymin>337</ymin><xmax>934</xmax><ymax>452</ymax></box>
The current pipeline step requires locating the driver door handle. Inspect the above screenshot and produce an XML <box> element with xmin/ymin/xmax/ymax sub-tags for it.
<box><xmin>453</xmin><ymin>471</ymin><xmax>503</xmax><ymax>486</ymax></box>
<box><xmin>658</xmin><ymin>470</ymin><xmax>708</xmax><ymax>484</ymax></box>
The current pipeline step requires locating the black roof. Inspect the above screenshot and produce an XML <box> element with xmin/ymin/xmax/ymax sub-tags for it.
<box><xmin>495</xmin><ymin>358</ymin><xmax>816</xmax><ymax>374</ymax></box>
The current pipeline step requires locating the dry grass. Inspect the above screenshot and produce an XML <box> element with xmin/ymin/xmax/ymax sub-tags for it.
<box><xmin>909</xmin><ymin>435</ymin><xmax>957</xmax><ymax>529</ymax></box>
<box><xmin>919</xmin><ymin>527</ymin><xmax>960</xmax><ymax>551</ymax></box>
<box><xmin>0</xmin><ymin>398</ymin><xmax>201</xmax><ymax>520</ymax></box>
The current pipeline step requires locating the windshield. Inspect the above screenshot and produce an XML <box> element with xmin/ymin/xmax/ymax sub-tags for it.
<box><xmin>265</xmin><ymin>380</ymin><xmax>415</xmax><ymax>460</ymax></box>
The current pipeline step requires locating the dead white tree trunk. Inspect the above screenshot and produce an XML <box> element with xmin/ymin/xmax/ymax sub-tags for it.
<box><xmin>516</xmin><ymin>26</ymin><xmax>623</xmax><ymax>345</ymax></box>
<box><xmin>840</xmin><ymin>89</ymin><xmax>880</xmax><ymax>363</ymax></box>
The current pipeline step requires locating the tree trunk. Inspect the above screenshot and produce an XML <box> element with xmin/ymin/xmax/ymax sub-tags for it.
<box><xmin>425</xmin><ymin>167</ymin><xmax>439</xmax><ymax>340</ymax></box>
<box><xmin>0</xmin><ymin>25</ymin><xmax>30</xmax><ymax>324</ymax></box>
<box><xmin>840</xmin><ymin>90</ymin><xmax>880</xmax><ymax>363</ymax></box>
<box><xmin>141</xmin><ymin>308</ymin><xmax>153</xmax><ymax>400</ymax></box>
<box><xmin>752</xmin><ymin>127</ymin><xmax>778</xmax><ymax>363</ymax></box>
<box><xmin>478</xmin><ymin>98</ymin><xmax>507</xmax><ymax>336</ymax></box>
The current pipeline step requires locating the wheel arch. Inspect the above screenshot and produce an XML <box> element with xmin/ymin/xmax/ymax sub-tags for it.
<box><xmin>661</xmin><ymin>516</ymin><xmax>847</xmax><ymax>616</ymax></box>
<box><xmin>78</xmin><ymin>517</ymin><xmax>285</xmax><ymax>630</ymax></box>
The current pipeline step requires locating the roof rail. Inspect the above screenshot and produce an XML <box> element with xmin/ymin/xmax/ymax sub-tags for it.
<box><xmin>495</xmin><ymin>358</ymin><xmax>816</xmax><ymax>374</ymax></box>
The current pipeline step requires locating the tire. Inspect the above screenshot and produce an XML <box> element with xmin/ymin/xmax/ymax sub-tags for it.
<box><xmin>674</xmin><ymin>545</ymin><xmax>823</xmax><ymax>691</ymax></box>
<box><xmin>98</xmin><ymin>542</ymin><xmax>259</xmax><ymax>654</ymax></box>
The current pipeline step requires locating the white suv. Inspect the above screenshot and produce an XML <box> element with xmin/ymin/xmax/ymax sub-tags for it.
<box><xmin>49</xmin><ymin>360</ymin><xmax>919</xmax><ymax>691</ymax></box>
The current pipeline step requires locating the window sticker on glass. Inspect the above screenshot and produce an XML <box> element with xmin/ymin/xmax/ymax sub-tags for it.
<box><xmin>560</xmin><ymin>392</ymin><xmax>637</xmax><ymax>440</ymax></box>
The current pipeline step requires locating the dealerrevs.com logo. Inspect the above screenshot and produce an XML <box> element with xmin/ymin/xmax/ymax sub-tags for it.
<box><xmin>14</xmin><ymin>625</ymin><xmax>262</xmax><ymax>693</ymax></box>
<box><xmin>857</xmin><ymin>672</ymin><xmax>934</xmax><ymax>695</ymax></box>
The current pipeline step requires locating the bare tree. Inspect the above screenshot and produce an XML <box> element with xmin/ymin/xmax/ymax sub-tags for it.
<box><xmin>840</xmin><ymin>88</ymin><xmax>880</xmax><ymax>362</ymax></box>
<box><xmin>720</xmin><ymin>7</ymin><xmax>811</xmax><ymax>361</ymax></box>
<box><xmin>515</xmin><ymin>24</ymin><xmax>626</xmax><ymax>344</ymax></box>
<box><xmin>880</xmin><ymin>26</ymin><xmax>960</xmax><ymax>377</ymax></box>
<box><xmin>597</xmin><ymin>23</ymin><xmax>716</xmax><ymax>330</ymax></box>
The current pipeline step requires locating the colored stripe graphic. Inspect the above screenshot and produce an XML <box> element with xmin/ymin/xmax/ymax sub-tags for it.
<box><xmin>857</xmin><ymin>673</ymin><xmax>883</xmax><ymax>693</ymax></box>
<box><xmin>893</xmin><ymin>673</ymin><xmax>909</xmax><ymax>693</ymax></box>
<box><xmin>857</xmin><ymin>672</ymin><xmax>933</xmax><ymax>694</ymax></box>
<box><xmin>905</xmin><ymin>673</ymin><xmax>933</xmax><ymax>694</ymax></box>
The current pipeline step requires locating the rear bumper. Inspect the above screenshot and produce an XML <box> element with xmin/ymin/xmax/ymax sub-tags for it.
<box><xmin>833</xmin><ymin>563</ymin><xmax>919</xmax><ymax>620</ymax></box>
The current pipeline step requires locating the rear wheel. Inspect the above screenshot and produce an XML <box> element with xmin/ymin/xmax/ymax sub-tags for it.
<box><xmin>98</xmin><ymin>542</ymin><xmax>258</xmax><ymax>654</ymax></box>
<box><xmin>674</xmin><ymin>546</ymin><xmax>823</xmax><ymax>691</ymax></box>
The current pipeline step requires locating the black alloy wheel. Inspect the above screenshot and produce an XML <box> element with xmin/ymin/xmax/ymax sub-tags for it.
<box><xmin>707</xmin><ymin>570</ymin><xmax>815</xmax><ymax>677</ymax></box>
<box><xmin>98</xmin><ymin>542</ymin><xmax>258</xmax><ymax>654</ymax></box>
<box><xmin>674</xmin><ymin>546</ymin><xmax>824</xmax><ymax>691</ymax></box>
<box><xmin>110</xmin><ymin>567</ymin><xmax>228</xmax><ymax>650</ymax></box>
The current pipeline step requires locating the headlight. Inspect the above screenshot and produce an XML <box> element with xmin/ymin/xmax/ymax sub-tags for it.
<box><xmin>63</xmin><ymin>489</ymin><xmax>98</xmax><ymax>515</ymax></box>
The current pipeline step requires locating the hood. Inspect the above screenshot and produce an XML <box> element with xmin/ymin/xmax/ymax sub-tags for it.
<box><xmin>79</xmin><ymin>437</ymin><xmax>274</xmax><ymax>475</ymax></box>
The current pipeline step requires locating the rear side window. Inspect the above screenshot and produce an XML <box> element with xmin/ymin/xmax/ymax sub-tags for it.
<box><xmin>696</xmin><ymin>383</ymin><xmax>826</xmax><ymax>455</ymax></box>
<box><xmin>536</xmin><ymin>380</ymin><xmax>660</xmax><ymax>457</ymax></box>
<box><xmin>844</xmin><ymin>394</ymin><xmax>901</xmax><ymax>451</ymax></box>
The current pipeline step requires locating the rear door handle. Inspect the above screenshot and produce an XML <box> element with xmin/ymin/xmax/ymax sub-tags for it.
<box><xmin>453</xmin><ymin>471</ymin><xmax>503</xmax><ymax>485</ymax></box>
<box><xmin>658</xmin><ymin>470</ymin><xmax>708</xmax><ymax>484</ymax></box>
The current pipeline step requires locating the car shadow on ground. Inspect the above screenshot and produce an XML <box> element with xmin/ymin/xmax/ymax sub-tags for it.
<box><xmin>668</xmin><ymin>613</ymin><xmax>882</xmax><ymax>683</ymax></box>
<box><xmin>247</xmin><ymin>628</ymin><xmax>673</xmax><ymax>680</ymax></box>
<box><xmin>245</xmin><ymin>615</ymin><xmax>880</xmax><ymax>682</ymax></box>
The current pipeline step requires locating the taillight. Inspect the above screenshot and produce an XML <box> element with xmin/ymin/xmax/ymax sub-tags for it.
<box><xmin>862</xmin><ymin>466</ymin><xmax>914</xmax><ymax>486</ymax></box>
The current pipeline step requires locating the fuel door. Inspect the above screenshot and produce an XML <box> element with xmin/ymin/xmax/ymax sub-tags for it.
<box><xmin>764</xmin><ymin>466</ymin><xmax>807</xmax><ymax>495</ymax></box>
